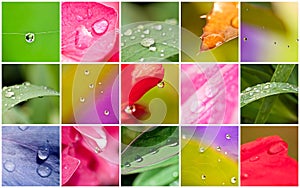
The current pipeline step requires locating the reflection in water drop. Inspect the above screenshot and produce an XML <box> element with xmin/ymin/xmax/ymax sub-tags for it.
<box><xmin>124</xmin><ymin>105</ymin><xmax>136</xmax><ymax>114</ymax></box>
<box><xmin>157</xmin><ymin>81</ymin><xmax>165</xmax><ymax>88</ymax></box>
<box><xmin>225</xmin><ymin>134</ymin><xmax>231</xmax><ymax>140</ymax></box>
<box><xmin>230</xmin><ymin>176</ymin><xmax>237</xmax><ymax>184</ymax></box>
<box><xmin>135</xmin><ymin>155</ymin><xmax>143</xmax><ymax>163</ymax></box>
<box><xmin>36</xmin><ymin>164</ymin><xmax>52</xmax><ymax>178</ymax></box>
<box><xmin>92</xmin><ymin>18</ymin><xmax>109</xmax><ymax>35</ymax></box>
<box><xmin>37</xmin><ymin>145</ymin><xmax>50</xmax><ymax>160</ymax></box>
<box><xmin>166</xmin><ymin>137</ymin><xmax>178</xmax><ymax>147</ymax></box>
<box><xmin>216</xmin><ymin>146</ymin><xmax>221</xmax><ymax>151</ymax></box>
<box><xmin>124</xmin><ymin>162</ymin><xmax>131</xmax><ymax>167</ymax></box>
<box><xmin>80</xmin><ymin>97</ymin><xmax>85</xmax><ymax>103</ymax></box>
<box><xmin>199</xmin><ymin>147</ymin><xmax>205</xmax><ymax>153</ymax></box>
<box><xmin>201</xmin><ymin>174</ymin><xmax>206</xmax><ymax>180</ymax></box>
<box><xmin>140</xmin><ymin>38</ymin><xmax>155</xmax><ymax>47</ymax></box>
<box><xmin>4</xmin><ymin>160</ymin><xmax>16</xmax><ymax>172</ymax></box>
<box><xmin>25</xmin><ymin>32</ymin><xmax>35</xmax><ymax>43</ymax></box>
<box><xmin>104</xmin><ymin>110</ymin><xmax>110</xmax><ymax>116</ymax></box>
<box><xmin>243</xmin><ymin>37</ymin><xmax>248</xmax><ymax>41</ymax></box>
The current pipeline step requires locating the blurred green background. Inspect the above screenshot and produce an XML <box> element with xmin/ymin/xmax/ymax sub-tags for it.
<box><xmin>2</xmin><ymin>64</ymin><xmax>60</xmax><ymax>124</ymax></box>
<box><xmin>181</xmin><ymin>2</ymin><xmax>238</xmax><ymax>62</ymax></box>
<box><xmin>2</xmin><ymin>2</ymin><xmax>60</xmax><ymax>62</ymax></box>
<box><xmin>121</xmin><ymin>2</ymin><xmax>179</xmax><ymax>25</ymax></box>
<box><xmin>241</xmin><ymin>126</ymin><xmax>298</xmax><ymax>160</ymax></box>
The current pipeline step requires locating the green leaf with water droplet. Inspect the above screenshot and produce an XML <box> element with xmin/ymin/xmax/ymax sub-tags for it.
<box><xmin>121</xmin><ymin>126</ymin><xmax>179</xmax><ymax>175</ymax></box>
<box><xmin>121</xmin><ymin>21</ymin><xmax>179</xmax><ymax>62</ymax></box>
<box><xmin>2</xmin><ymin>84</ymin><xmax>59</xmax><ymax>112</ymax></box>
<box><xmin>133</xmin><ymin>164</ymin><xmax>178</xmax><ymax>186</ymax></box>
<box><xmin>241</xmin><ymin>82</ymin><xmax>298</xmax><ymax>108</ymax></box>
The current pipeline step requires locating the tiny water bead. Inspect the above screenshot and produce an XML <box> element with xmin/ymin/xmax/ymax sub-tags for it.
<box><xmin>140</xmin><ymin>37</ymin><xmax>155</xmax><ymax>47</ymax></box>
<box><xmin>216</xmin><ymin>146</ymin><xmax>221</xmax><ymax>151</ymax></box>
<box><xmin>149</xmin><ymin>148</ymin><xmax>159</xmax><ymax>154</ymax></box>
<box><xmin>157</xmin><ymin>81</ymin><xmax>165</xmax><ymax>88</ymax></box>
<box><xmin>4</xmin><ymin>160</ymin><xmax>16</xmax><ymax>172</ymax></box>
<box><xmin>154</xmin><ymin>25</ymin><xmax>163</xmax><ymax>31</ymax></box>
<box><xmin>89</xmin><ymin>84</ymin><xmax>94</xmax><ymax>89</ymax></box>
<box><xmin>37</xmin><ymin>145</ymin><xmax>50</xmax><ymax>160</ymax></box>
<box><xmin>149</xmin><ymin>46</ymin><xmax>157</xmax><ymax>52</ymax></box>
<box><xmin>92</xmin><ymin>18</ymin><xmax>109</xmax><ymax>35</ymax></box>
<box><xmin>166</xmin><ymin>137</ymin><xmax>179</xmax><ymax>147</ymax></box>
<box><xmin>104</xmin><ymin>110</ymin><xmax>110</xmax><ymax>116</ymax></box>
<box><xmin>25</xmin><ymin>32</ymin><xmax>35</xmax><ymax>43</ymax></box>
<box><xmin>143</xmin><ymin>29</ymin><xmax>150</xmax><ymax>35</ymax></box>
<box><xmin>84</xmin><ymin>70</ymin><xmax>90</xmax><ymax>75</ymax></box>
<box><xmin>36</xmin><ymin>164</ymin><xmax>52</xmax><ymax>178</ymax></box>
<box><xmin>124</xmin><ymin>105</ymin><xmax>136</xmax><ymax>114</ymax></box>
<box><xmin>124</xmin><ymin>29</ymin><xmax>133</xmax><ymax>36</ymax></box>
<box><xmin>5</xmin><ymin>91</ymin><xmax>15</xmax><ymax>98</ymax></box>
<box><xmin>268</xmin><ymin>142</ymin><xmax>286</xmax><ymax>155</ymax></box>
<box><xmin>173</xmin><ymin>171</ymin><xmax>179</xmax><ymax>178</ymax></box>
<box><xmin>23</xmin><ymin>82</ymin><xmax>31</xmax><ymax>86</ymax></box>
<box><xmin>124</xmin><ymin>162</ymin><xmax>131</xmax><ymax>167</ymax></box>
<box><xmin>80</xmin><ymin>97</ymin><xmax>85</xmax><ymax>103</ymax></box>
<box><xmin>94</xmin><ymin>146</ymin><xmax>102</xmax><ymax>153</ymax></box>
<box><xmin>201</xmin><ymin>174</ymin><xmax>206</xmax><ymax>180</ymax></box>
<box><xmin>135</xmin><ymin>155</ymin><xmax>143</xmax><ymax>162</ymax></box>
<box><xmin>243</xmin><ymin>37</ymin><xmax>248</xmax><ymax>41</ymax></box>
<box><xmin>225</xmin><ymin>134</ymin><xmax>231</xmax><ymax>140</ymax></box>
<box><xmin>230</xmin><ymin>176</ymin><xmax>237</xmax><ymax>184</ymax></box>
<box><xmin>249</xmin><ymin>156</ymin><xmax>259</xmax><ymax>162</ymax></box>
<box><xmin>199</xmin><ymin>147</ymin><xmax>205</xmax><ymax>153</ymax></box>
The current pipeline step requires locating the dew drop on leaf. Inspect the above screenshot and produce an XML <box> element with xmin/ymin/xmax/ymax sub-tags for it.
<box><xmin>149</xmin><ymin>148</ymin><xmax>159</xmax><ymax>154</ymax></box>
<box><xmin>36</xmin><ymin>164</ymin><xmax>52</xmax><ymax>178</ymax></box>
<box><xmin>4</xmin><ymin>160</ymin><xmax>16</xmax><ymax>172</ymax></box>
<box><xmin>143</xmin><ymin>29</ymin><xmax>150</xmax><ymax>35</ymax></box>
<box><xmin>140</xmin><ymin>38</ymin><xmax>155</xmax><ymax>47</ymax></box>
<box><xmin>92</xmin><ymin>18</ymin><xmax>109</xmax><ymax>35</ymax></box>
<box><xmin>25</xmin><ymin>32</ymin><xmax>35</xmax><ymax>43</ymax></box>
<box><xmin>149</xmin><ymin>46</ymin><xmax>157</xmax><ymax>52</ymax></box>
<box><xmin>135</xmin><ymin>155</ymin><xmax>143</xmax><ymax>163</ymax></box>
<box><xmin>173</xmin><ymin>171</ymin><xmax>179</xmax><ymax>178</ymax></box>
<box><xmin>130</xmin><ymin>36</ymin><xmax>136</xmax><ymax>40</ymax></box>
<box><xmin>5</xmin><ymin>91</ymin><xmax>15</xmax><ymax>98</ymax></box>
<box><xmin>124</xmin><ymin>162</ymin><xmax>131</xmax><ymax>167</ymax></box>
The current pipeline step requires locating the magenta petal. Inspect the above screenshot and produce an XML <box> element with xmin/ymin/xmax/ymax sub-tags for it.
<box><xmin>62</xmin><ymin>154</ymin><xmax>81</xmax><ymax>185</ymax></box>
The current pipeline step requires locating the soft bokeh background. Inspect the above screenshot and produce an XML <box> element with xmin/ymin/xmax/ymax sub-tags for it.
<box><xmin>2</xmin><ymin>64</ymin><xmax>59</xmax><ymax>124</ymax></box>
<box><xmin>62</xmin><ymin>64</ymin><xmax>119</xmax><ymax>124</ymax></box>
<box><xmin>181</xmin><ymin>2</ymin><xmax>238</xmax><ymax>62</ymax></box>
<box><xmin>241</xmin><ymin>2</ymin><xmax>298</xmax><ymax>62</ymax></box>
<box><xmin>2</xmin><ymin>2</ymin><xmax>60</xmax><ymax>62</ymax></box>
<box><xmin>241</xmin><ymin>126</ymin><xmax>298</xmax><ymax>161</ymax></box>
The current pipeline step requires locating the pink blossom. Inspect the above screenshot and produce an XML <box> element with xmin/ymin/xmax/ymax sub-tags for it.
<box><xmin>181</xmin><ymin>64</ymin><xmax>238</xmax><ymax>124</ymax></box>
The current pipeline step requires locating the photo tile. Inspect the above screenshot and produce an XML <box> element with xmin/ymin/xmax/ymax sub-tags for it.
<box><xmin>121</xmin><ymin>126</ymin><xmax>179</xmax><ymax>186</ymax></box>
<box><xmin>2</xmin><ymin>64</ymin><xmax>60</xmax><ymax>124</ymax></box>
<box><xmin>2</xmin><ymin>126</ymin><xmax>60</xmax><ymax>186</ymax></box>
<box><xmin>181</xmin><ymin>126</ymin><xmax>239</xmax><ymax>186</ymax></box>
<box><xmin>241</xmin><ymin>64</ymin><xmax>298</xmax><ymax>124</ymax></box>
<box><xmin>2</xmin><ymin>2</ymin><xmax>60</xmax><ymax>62</ymax></box>
<box><xmin>241</xmin><ymin>126</ymin><xmax>298</xmax><ymax>186</ymax></box>
<box><xmin>121</xmin><ymin>64</ymin><xmax>179</xmax><ymax>124</ymax></box>
<box><xmin>121</xmin><ymin>2</ymin><xmax>179</xmax><ymax>62</ymax></box>
<box><xmin>181</xmin><ymin>2</ymin><xmax>238</xmax><ymax>62</ymax></box>
<box><xmin>61</xmin><ymin>2</ymin><xmax>119</xmax><ymax>62</ymax></box>
<box><xmin>241</xmin><ymin>2</ymin><xmax>298</xmax><ymax>62</ymax></box>
<box><xmin>62</xmin><ymin>126</ymin><xmax>119</xmax><ymax>186</ymax></box>
<box><xmin>62</xmin><ymin>64</ymin><xmax>119</xmax><ymax>124</ymax></box>
<box><xmin>181</xmin><ymin>64</ymin><xmax>238</xmax><ymax>124</ymax></box>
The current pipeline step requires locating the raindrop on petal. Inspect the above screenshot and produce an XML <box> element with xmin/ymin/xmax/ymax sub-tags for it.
<box><xmin>125</xmin><ymin>105</ymin><xmax>136</xmax><ymax>114</ymax></box>
<box><xmin>84</xmin><ymin>70</ymin><xmax>90</xmax><ymax>75</ymax></box>
<box><xmin>230</xmin><ymin>177</ymin><xmax>237</xmax><ymax>184</ymax></box>
<box><xmin>104</xmin><ymin>110</ymin><xmax>110</xmax><ymax>116</ymax></box>
<box><xmin>80</xmin><ymin>97</ymin><xmax>85</xmax><ymax>103</ymax></box>
<box><xmin>201</xmin><ymin>174</ymin><xmax>206</xmax><ymax>180</ymax></box>
<box><xmin>37</xmin><ymin>145</ymin><xmax>50</xmax><ymax>160</ymax></box>
<box><xmin>157</xmin><ymin>81</ymin><xmax>165</xmax><ymax>88</ymax></box>
<box><xmin>199</xmin><ymin>147</ymin><xmax>205</xmax><ymax>153</ymax></box>
<box><xmin>249</xmin><ymin>156</ymin><xmax>259</xmax><ymax>162</ymax></box>
<box><xmin>36</xmin><ymin>164</ymin><xmax>52</xmax><ymax>178</ymax></box>
<box><xmin>216</xmin><ymin>146</ymin><xmax>221</xmax><ymax>151</ymax></box>
<box><xmin>4</xmin><ymin>160</ymin><xmax>15</xmax><ymax>172</ymax></box>
<box><xmin>89</xmin><ymin>84</ymin><xmax>94</xmax><ymax>89</ymax></box>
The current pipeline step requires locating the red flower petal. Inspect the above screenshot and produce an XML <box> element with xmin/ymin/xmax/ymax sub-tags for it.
<box><xmin>62</xmin><ymin>154</ymin><xmax>80</xmax><ymax>185</ymax></box>
<box><xmin>241</xmin><ymin>136</ymin><xmax>298</xmax><ymax>186</ymax></box>
<box><xmin>121</xmin><ymin>64</ymin><xmax>164</xmax><ymax>105</ymax></box>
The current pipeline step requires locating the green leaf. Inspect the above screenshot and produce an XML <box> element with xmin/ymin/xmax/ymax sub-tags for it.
<box><xmin>121</xmin><ymin>126</ymin><xmax>179</xmax><ymax>175</ymax></box>
<box><xmin>133</xmin><ymin>164</ymin><xmax>178</xmax><ymax>186</ymax></box>
<box><xmin>121</xmin><ymin>21</ymin><xmax>179</xmax><ymax>62</ymax></box>
<box><xmin>241</xmin><ymin>82</ymin><xmax>298</xmax><ymax>108</ymax></box>
<box><xmin>254</xmin><ymin>64</ymin><xmax>296</xmax><ymax>123</ymax></box>
<box><xmin>2</xmin><ymin>83</ymin><xmax>59</xmax><ymax>112</ymax></box>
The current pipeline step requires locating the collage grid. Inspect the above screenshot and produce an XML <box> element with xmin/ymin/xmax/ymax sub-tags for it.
<box><xmin>1</xmin><ymin>0</ymin><xmax>299</xmax><ymax>187</ymax></box>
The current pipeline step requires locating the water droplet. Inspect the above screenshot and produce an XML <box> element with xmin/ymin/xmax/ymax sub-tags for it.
<box><xmin>89</xmin><ymin>84</ymin><xmax>94</xmax><ymax>89</ymax></box>
<box><xmin>124</xmin><ymin>105</ymin><xmax>136</xmax><ymax>114</ymax></box>
<box><xmin>160</xmin><ymin>53</ymin><xmax>165</xmax><ymax>57</ymax></box>
<box><xmin>199</xmin><ymin>147</ymin><xmax>205</xmax><ymax>153</ymax></box>
<box><xmin>4</xmin><ymin>160</ymin><xmax>15</xmax><ymax>172</ymax></box>
<box><xmin>36</xmin><ymin>164</ymin><xmax>52</xmax><ymax>178</ymax></box>
<box><xmin>297</xmin><ymin>39</ymin><xmax>299</xmax><ymax>42</ymax></box>
<box><xmin>190</xmin><ymin>101</ymin><xmax>205</xmax><ymax>113</ymax></box>
<box><xmin>216</xmin><ymin>41</ymin><xmax>222</xmax><ymax>47</ymax></box>
<box><xmin>157</xmin><ymin>81</ymin><xmax>165</xmax><ymax>88</ymax></box>
<box><xmin>165</xmin><ymin>18</ymin><xmax>177</xmax><ymax>25</ymax></box>
<box><xmin>130</xmin><ymin>36</ymin><xmax>136</xmax><ymax>40</ymax></box>
<box><xmin>80</xmin><ymin>97</ymin><xmax>85</xmax><ymax>103</ymax></box>
<box><xmin>5</xmin><ymin>91</ymin><xmax>15</xmax><ymax>98</ymax></box>
<box><xmin>143</xmin><ymin>29</ymin><xmax>150</xmax><ymax>34</ymax></box>
<box><xmin>160</xmin><ymin>49</ymin><xmax>164</xmax><ymax>53</ymax></box>
<box><xmin>154</xmin><ymin>25</ymin><xmax>162</xmax><ymax>31</ymax></box>
<box><xmin>141</xmin><ymin>34</ymin><xmax>145</xmax><ymax>38</ymax></box>
<box><xmin>217</xmin><ymin>158</ymin><xmax>221</xmax><ymax>162</ymax></box>
<box><xmin>230</xmin><ymin>177</ymin><xmax>237</xmax><ymax>184</ymax></box>
<box><xmin>166</xmin><ymin>137</ymin><xmax>178</xmax><ymax>147</ymax></box>
<box><xmin>137</xmin><ymin>25</ymin><xmax>144</xmax><ymax>30</ymax></box>
<box><xmin>249</xmin><ymin>156</ymin><xmax>259</xmax><ymax>162</ymax></box>
<box><xmin>94</xmin><ymin>147</ymin><xmax>102</xmax><ymax>153</ymax></box>
<box><xmin>84</xmin><ymin>70</ymin><xmax>90</xmax><ymax>75</ymax></box>
<box><xmin>274</xmin><ymin>41</ymin><xmax>277</xmax><ymax>45</ymax></box>
<box><xmin>104</xmin><ymin>110</ymin><xmax>110</xmax><ymax>116</ymax></box>
<box><xmin>140</xmin><ymin>38</ymin><xmax>155</xmax><ymax>47</ymax></box>
<box><xmin>205</xmin><ymin>87</ymin><xmax>213</xmax><ymax>98</ymax></box>
<box><xmin>225</xmin><ymin>134</ymin><xmax>231</xmax><ymax>140</ymax></box>
<box><xmin>173</xmin><ymin>171</ymin><xmax>179</xmax><ymax>178</ymax></box>
<box><xmin>92</xmin><ymin>18</ymin><xmax>109</xmax><ymax>35</ymax></box>
<box><xmin>149</xmin><ymin>46</ymin><xmax>157</xmax><ymax>52</ymax></box>
<box><xmin>242</xmin><ymin>173</ymin><xmax>249</xmax><ymax>179</ymax></box>
<box><xmin>216</xmin><ymin>146</ymin><xmax>221</xmax><ymax>151</ymax></box>
<box><xmin>15</xmin><ymin>85</ymin><xmax>20</xmax><ymax>89</ymax></box>
<box><xmin>25</xmin><ymin>32</ymin><xmax>35</xmax><ymax>43</ymax></box>
<box><xmin>201</xmin><ymin>174</ymin><xmax>206</xmax><ymax>180</ymax></box>
<box><xmin>124</xmin><ymin>29</ymin><xmax>132</xmax><ymax>36</ymax></box>
<box><xmin>182</xmin><ymin>134</ymin><xmax>187</xmax><ymax>139</ymax></box>
<box><xmin>100</xmin><ymin>90</ymin><xmax>104</xmax><ymax>94</ymax></box>
<box><xmin>243</xmin><ymin>37</ymin><xmax>248</xmax><ymax>41</ymax></box>
<box><xmin>224</xmin><ymin>151</ymin><xmax>228</xmax><ymax>155</ymax></box>
<box><xmin>268</xmin><ymin>142</ymin><xmax>287</xmax><ymax>155</ymax></box>
<box><xmin>140</xmin><ymin>58</ymin><xmax>144</xmax><ymax>62</ymax></box>
<box><xmin>121</xmin><ymin>42</ymin><xmax>125</xmax><ymax>47</ymax></box>
<box><xmin>11</xmin><ymin>96</ymin><xmax>16</xmax><ymax>100</ymax></box>
<box><xmin>4</xmin><ymin>103</ymin><xmax>8</xmax><ymax>107</ymax></box>
<box><xmin>168</xmin><ymin>27</ymin><xmax>172</xmax><ymax>31</ymax></box>
<box><xmin>287</xmin><ymin>45</ymin><xmax>290</xmax><ymax>48</ymax></box>
<box><xmin>37</xmin><ymin>145</ymin><xmax>50</xmax><ymax>160</ymax></box>
<box><xmin>149</xmin><ymin>148</ymin><xmax>159</xmax><ymax>154</ymax></box>
<box><xmin>135</xmin><ymin>155</ymin><xmax>143</xmax><ymax>162</ymax></box>
<box><xmin>162</xmin><ymin>32</ymin><xmax>166</xmax><ymax>36</ymax></box>
<box><xmin>124</xmin><ymin>162</ymin><xmax>131</xmax><ymax>167</ymax></box>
